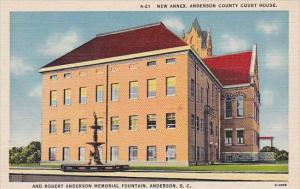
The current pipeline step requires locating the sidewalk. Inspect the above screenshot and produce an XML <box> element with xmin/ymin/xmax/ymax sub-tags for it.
<box><xmin>10</xmin><ymin>169</ymin><xmax>288</xmax><ymax>181</ymax></box>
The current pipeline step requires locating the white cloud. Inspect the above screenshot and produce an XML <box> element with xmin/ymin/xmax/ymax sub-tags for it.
<box><xmin>256</xmin><ymin>20</ymin><xmax>280</xmax><ymax>35</ymax></box>
<box><xmin>261</xmin><ymin>90</ymin><xmax>275</xmax><ymax>107</ymax></box>
<box><xmin>162</xmin><ymin>17</ymin><xmax>185</xmax><ymax>33</ymax></box>
<box><xmin>11</xmin><ymin>56</ymin><xmax>34</xmax><ymax>76</ymax></box>
<box><xmin>39</xmin><ymin>30</ymin><xmax>80</xmax><ymax>57</ymax></box>
<box><xmin>218</xmin><ymin>34</ymin><xmax>248</xmax><ymax>52</ymax></box>
<box><xmin>28</xmin><ymin>85</ymin><xmax>41</xmax><ymax>98</ymax></box>
<box><xmin>264</xmin><ymin>50</ymin><xmax>285</xmax><ymax>69</ymax></box>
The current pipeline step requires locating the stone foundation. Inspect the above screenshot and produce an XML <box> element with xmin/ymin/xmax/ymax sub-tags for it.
<box><xmin>222</xmin><ymin>152</ymin><xmax>259</xmax><ymax>162</ymax></box>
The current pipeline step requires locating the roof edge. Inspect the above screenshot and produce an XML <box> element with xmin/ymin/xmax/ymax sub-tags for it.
<box><xmin>96</xmin><ymin>22</ymin><xmax>163</xmax><ymax>37</ymax></box>
<box><xmin>39</xmin><ymin>45</ymin><xmax>190</xmax><ymax>73</ymax></box>
<box><xmin>250</xmin><ymin>44</ymin><xmax>257</xmax><ymax>81</ymax></box>
<box><xmin>203</xmin><ymin>49</ymin><xmax>252</xmax><ymax>60</ymax></box>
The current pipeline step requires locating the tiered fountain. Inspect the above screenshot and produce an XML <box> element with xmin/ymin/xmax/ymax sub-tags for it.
<box><xmin>61</xmin><ymin>112</ymin><xmax>129</xmax><ymax>172</ymax></box>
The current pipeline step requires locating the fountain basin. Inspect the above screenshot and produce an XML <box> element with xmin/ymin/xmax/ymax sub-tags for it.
<box><xmin>61</xmin><ymin>164</ymin><xmax>129</xmax><ymax>172</ymax></box>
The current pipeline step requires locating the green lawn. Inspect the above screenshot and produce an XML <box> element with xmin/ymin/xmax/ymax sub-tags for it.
<box><xmin>10</xmin><ymin>163</ymin><xmax>60</xmax><ymax>169</ymax></box>
<box><xmin>10</xmin><ymin>163</ymin><xmax>288</xmax><ymax>173</ymax></box>
<box><xmin>129</xmin><ymin>164</ymin><xmax>288</xmax><ymax>172</ymax></box>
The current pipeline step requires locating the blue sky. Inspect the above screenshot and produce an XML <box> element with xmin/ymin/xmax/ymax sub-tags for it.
<box><xmin>10</xmin><ymin>11</ymin><xmax>288</xmax><ymax>150</ymax></box>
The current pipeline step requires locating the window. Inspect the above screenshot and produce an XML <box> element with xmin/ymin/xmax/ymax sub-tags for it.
<box><xmin>129</xmin><ymin>115</ymin><xmax>138</xmax><ymax>130</ymax></box>
<box><xmin>225</xmin><ymin>97</ymin><xmax>232</xmax><ymax>118</ymax></box>
<box><xmin>147</xmin><ymin>114</ymin><xmax>156</xmax><ymax>129</ymax></box>
<box><xmin>210</xmin><ymin>122</ymin><xmax>214</xmax><ymax>135</ymax></box>
<box><xmin>166</xmin><ymin>58</ymin><xmax>176</xmax><ymax>64</ymax></box>
<box><xmin>78</xmin><ymin>147</ymin><xmax>85</xmax><ymax>161</ymax></box>
<box><xmin>63</xmin><ymin>119</ymin><xmax>70</xmax><ymax>133</ymax></box>
<box><xmin>166</xmin><ymin>145</ymin><xmax>176</xmax><ymax>161</ymax></box>
<box><xmin>147</xmin><ymin>79</ymin><xmax>156</xmax><ymax>98</ymax></box>
<box><xmin>225</xmin><ymin>130</ymin><xmax>233</xmax><ymax>145</ymax></box>
<box><xmin>166</xmin><ymin>113</ymin><xmax>176</xmax><ymax>129</ymax></box>
<box><xmin>64</xmin><ymin>89</ymin><xmax>71</xmax><ymax>106</ymax></box>
<box><xmin>166</xmin><ymin>77</ymin><xmax>176</xmax><ymax>96</ymax></box>
<box><xmin>63</xmin><ymin>147</ymin><xmax>70</xmax><ymax>161</ymax></box>
<box><xmin>79</xmin><ymin>71</ymin><xmax>86</xmax><ymax>77</ymax></box>
<box><xmin>197</xmin><ymin>83</ymin><xmax>200</xmax><ymax>101</ymax></box>
<box><xmin>129</xmin><ymin>146</ymin><xmax>138</xmax><ymax>161</ymax></box>
<box><xmin>79</xmin><ymin>118</ymin><xmax>86</xmax><ymax>133</ymax></box>
<box><xmin>237</xmin><ymin>95</ymin><xmax>244</xmax><ymax>117</ymax></box>
<box><xmin>215</xmin><ymin>125</ymin><xmax>218</xmax><ymax>136</ymax></box>
<box><xmin>190</xmin><ymin>114</ymin><xmax>195</xmax><ymax>130</ymax></box>
<box><xmin>129</xmin><ymin>81</ymin><xmax>138</xmax><ymax>99</ymax></box>
<box><xmin>96</xmin><ymin>85</ymin><xmax>104</xmax><ymax>102</ymax></box>
<box><xmin>190</xmin><ymin>145</ymin><xmax>195</xmax><ymax>161</ymax></box>
<box><xmin>49</xmin><ymin>147</ymin><xmax>56</xmax><ymax>161</ymax></box>
<box><xmin>196</xmin><ymin>146</ymin><xmax>200</xmax><ymax>161</ymax></box>
<box><xmin>111</xmin><ymin>116</ymin><xmax>119</xmax><ymax>131</ymax></box>
<box><xmin>201</xmin><ymin>87</ymin><xmax>203</xmax><ymax>103</ymax></box>
<box><xmin>49</xmin><ymin>120</ymin><xmax>56</xmax><ymax>134</ymax></box>
<box><xmin>147</xmin><ymin>146</ymin><xmax>156</xmax><ymax>161</ymax></box>
<box><xmin>64</xmin><ymin>73</ymin><xmax>71</xmax><ymax>79</ymax></box>
<box><xmin>110</xmin><ymin>146</ymin><xmax>119</xmax><ymax>161</ymax></box>
<box><xmin>200</xmin><ymin>118</ymin><xmax>203</xmax><ymax>132</ymax></box>
<box><xmin>191</xmin><ymin>79</ymin><xmax>195</xmax><ymax>97</ymax></box>
<box><xmin>111</xmin><ymin>83</ymin><xmax>119</xmax><ymax>101</ymax></box>
<box><xmin>237</xmin><ymin>130</ymin><xmax>245</xmax><ymax>144</ymax></box>
<box><xmin>79</xmin><ymin>87</ymin><xmax>87</xmax><ymax>104</ymax></box>
<box><xmin>147</xmin><ymin>61</ymin><xmax>156</xmax><ymax>67</ymax></box>
<box><xmin>97</xmin><ymin>117</ymin><xmax>103</xmax><ymax>132</ymax></box>
<box><xmin>196</xmin><ymin>116</ymin><xmax>200</xmax><ymax>131</ymax></box>
<box><xmin>50</xmin><ymin>75</ymin><xmax>57</xmax><ymax>80</ymax></box>
<box><xmin>50</xmin><ymin>90</ymin><xmax>57</xmax><ymax>107</ymax></box>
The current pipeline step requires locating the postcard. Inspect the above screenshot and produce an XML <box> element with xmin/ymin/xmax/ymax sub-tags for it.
<box><xmin>0</xmin><ymin>0</ymin><xmax>299</xmax><ymax>189</ymax></box>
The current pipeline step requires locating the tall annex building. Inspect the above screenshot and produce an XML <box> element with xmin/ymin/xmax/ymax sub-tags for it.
<box><xmin>39</xmin><ymin>18</ymin><xmax>260</xmax><ymax>165</ymax></box>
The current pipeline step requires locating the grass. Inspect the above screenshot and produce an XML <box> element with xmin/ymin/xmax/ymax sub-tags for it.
<box><xmin>10</xmin><ymin>162</ymin><xmax>288</xmax><ymax>172</ymax></box>
<box><xmin>129</xmin><ymin>164</ymin><xmax>288</xmax><ymax>172</ymax></box>
<box><xmin>10</xmin><ymin>163</ymin><xmax>60</xmax><ymax>169</ymax></box>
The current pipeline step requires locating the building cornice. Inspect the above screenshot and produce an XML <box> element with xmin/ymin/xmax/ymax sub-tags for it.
<box><xmin>222</xmin><ymin>83</ymin><xmax>251</xmax><ymax>89</ymax></box>
<box><xmin>39</xmin><ymin>46</ymin><xmax>190</xmax><ymax>73</ymax></box>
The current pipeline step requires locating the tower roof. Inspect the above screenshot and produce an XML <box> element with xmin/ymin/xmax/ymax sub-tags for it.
<box><xmin>41</xmin><ymin>22</ymin><xmax>187</xmax><ymax>69</ymax></box>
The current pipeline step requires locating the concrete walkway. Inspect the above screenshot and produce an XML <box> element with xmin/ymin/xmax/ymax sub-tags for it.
<box><xmin>10</xmin><ymin>169</ymin><xmax>288</xmax><ymax>182</ymax></box>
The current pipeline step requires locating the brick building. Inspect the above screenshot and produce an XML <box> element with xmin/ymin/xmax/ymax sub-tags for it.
<box><xmin>39</xmin><ymin>19</ymin><xmax>260</xmax><ymax>165</ymax></box>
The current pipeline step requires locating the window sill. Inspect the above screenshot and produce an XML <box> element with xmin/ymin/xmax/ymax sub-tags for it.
<box><xmin>236</xmin><ymin>116</ymin><xmax>245</xmax><ymax>119</ymax></box>
<box><xmin>236</xmin><ymin>143</ymin><xmax>245</xmax><ymax>145</ymax></box>
<box><xmin>147</xmin><ymin>128</ymin><xmax>157</xmax><ymax>131</ymax></box>
<box><xmin>224</xmin><ymin>117</ymin><xmax>232</xmax><ymax>120</ymax></box>
<box><xmin>147</xmin><ymin>96</ymin><xmax>156</xmax><ymax>99</ymax></box>
<box><xmin>63</xmin><ymin>132</ymin><xmax>70</xmax><ymax>134</ymax></box>
<box><xmin>225</xmin><ymin>144</ymin><xmax>232</xmax><ymax>146</ymax></box>
<box><xmin>129</xmin><ymin>129</ymin><xmax>137</xmax><ymax>132</ymax></box>
<box><xmin>166</xmin><ymin>127</ymin><xmax>176</xmax><ymax>130</ymax></box>
<box><xmin>129</xmin><ymin>98</ymin><xmax>138</xmax><ymax>100</ymax></box>
<box><xmin>166</xmin><ymin>94</ymin><xmax>175</xmax><ymax>97</ymax></box>
<box><xmin>111</xmin><ymin>130</ymin><xmax>119</xmax><ymax>132</ymax></box>
<box><xmin>79</xmin><ymin>131</ymin><xmax>86</xmax><ymax>134</ymax></box>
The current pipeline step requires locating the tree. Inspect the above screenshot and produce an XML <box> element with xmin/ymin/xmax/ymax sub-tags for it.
<box><xmin>9</xmin><ymin>141</ymin><xmax>41</xmax><ymax>164</ymax></box>
<box><xmin>260</xmin><ymin>146</ymin><xmax>288</xmax><ymax>161</ymax></box>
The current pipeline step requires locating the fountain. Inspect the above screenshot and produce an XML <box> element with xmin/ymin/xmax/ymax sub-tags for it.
<box><xmin>61</xmin><ymin>112</ymin><xmax>129</xmax><ymax>172</ymax></box>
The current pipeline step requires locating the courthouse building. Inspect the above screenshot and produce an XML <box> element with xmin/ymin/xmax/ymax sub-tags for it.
<box><xmin>39</xmin><ymin>19</ymin><xmax>260</xmax><ymax>165</ymax></box>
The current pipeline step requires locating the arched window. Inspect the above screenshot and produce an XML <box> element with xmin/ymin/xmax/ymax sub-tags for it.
<box><xmin>210</xmin><ymin>121</ymin><xmax>214</xmax><ymax>135</ymax></box>
<box><xmin>225</xmin><ymin>97</ymin><xmax>232</xmax><ymax>118</ymax></box>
